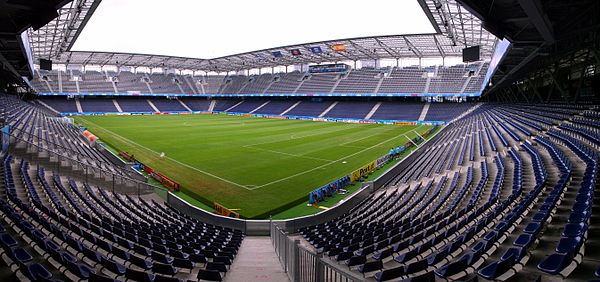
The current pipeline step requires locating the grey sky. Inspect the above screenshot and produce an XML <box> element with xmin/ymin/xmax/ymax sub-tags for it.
<box><xmin>71</xmin><ymin>0</ymin><xmax>435</xmax><ymax>59</ymax></box>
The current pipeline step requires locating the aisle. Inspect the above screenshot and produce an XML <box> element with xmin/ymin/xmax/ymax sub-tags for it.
<box><xmin>223</xmin><ymin>236</ymin><xmax>290</xmax><ymax>282</ymax></box>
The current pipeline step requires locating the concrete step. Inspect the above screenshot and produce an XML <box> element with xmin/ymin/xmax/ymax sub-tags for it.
<box><xmin>223</xmin><ymin>236</ymin><xmax>289</xmax><ymax>282</ymax></box>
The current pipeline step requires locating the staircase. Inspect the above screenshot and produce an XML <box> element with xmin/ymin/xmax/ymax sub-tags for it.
<box><xmin>225</xmin><ymin>101</ymin><xmax>244</xmax><ymax>112</ymax></box>
<box><xmin>146</xmin><ymin>99</ymin><xmax>160</xmax><ymax>112</ymax></box>
<box><xmin>249</xmin><ymin>101</ymin><xmax>270</xmax><ymax>113</ymax></box>
<box><xmin>208</xmin><ymin>100</ymin><xmax>216</xmax><ymax>111</ymax></box>
<box><xmin>112</xmin><ymin>99</ymin><xmax>123</xmax><ymax>112</ymax></box>
<box><xmin>418</xmin><ymin>102</ymin><xmax>431</xmax><ymax>121</ymax></box>
<box><xmin>319</xmin><ymin>101</ymin><xmax>338</xmax><ymax>117</ymax></box>
<box><xmin>281</xmin><ymin>101</ymin><xmax>301</xmax><ymax>116</ymax></box>
<box><xmin>178</xmin><ymin>100</ymin><xmax>193</xmax><ymax>112</ymax></box>
<box><xmin>75</xmin><ymin>99</ymin><xmax>83</xmax><ymax>113</ymax></box>
<box><xmin>364</xmin><ymin>102</ymin><xmax>382</xmax><ymax>119</ymax></box>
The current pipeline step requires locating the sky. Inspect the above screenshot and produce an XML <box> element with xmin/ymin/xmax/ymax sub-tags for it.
<box><xmin>71</xmin><ymin>0</ymin><xmax>436</xmax><ymax>59</ymax></box>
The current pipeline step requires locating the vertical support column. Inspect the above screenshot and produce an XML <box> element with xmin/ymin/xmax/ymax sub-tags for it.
<box><xmin>293</xmin><ymin>240</ymin><xmax>300</xmax><ymax>282</ymax></box>
<box><xmin>316</xmin><ymin>252</ymin><xmax>324</xmax><ymax>282</ymax></box>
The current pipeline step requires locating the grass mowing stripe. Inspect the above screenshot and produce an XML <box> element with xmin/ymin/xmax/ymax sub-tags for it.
<box><xmin>251</xmin><ymin>125</ymin><xmax>424</xmax><ymax>189</ymax></box>
<box><xmin>75</xmin><ymin>114</ymin><xmax>433</xmax><ymax>218</ymax></box>
<box><xmin>77</xmin><ymin>117</ymin><xmax>252</xmax><ymax>189</ymax></box>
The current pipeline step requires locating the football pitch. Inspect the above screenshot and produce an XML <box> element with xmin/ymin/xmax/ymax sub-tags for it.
<box><xmin>74</xmin><ymin>114</ymin><xmax>434</xmax><ymax>218</ymax></box>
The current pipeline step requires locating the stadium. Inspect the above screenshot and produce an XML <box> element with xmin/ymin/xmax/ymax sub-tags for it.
<box><xmin>0</xmin><ymin>0</ymin><xmax>598</xmax><ymax>281</ymax></box>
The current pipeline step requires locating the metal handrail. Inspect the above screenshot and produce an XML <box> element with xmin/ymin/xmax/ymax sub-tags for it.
<box><xmin>270</xmin><ymin>222</ymin><xmax>363</xmax><ymax>282</ymax></box>
<box><xmin>8</xmin><ymin>132</ymin><xmax>167</xmax><ymax>197</ymax></box>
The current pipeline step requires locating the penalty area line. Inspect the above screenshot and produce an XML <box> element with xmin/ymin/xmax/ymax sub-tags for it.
<box><xmin>78</xmin><ymin>119</ymin><xmax>254</xmax><ymax>190</ymax></box>
<box><xmin>248</xmin><ymin>125</ymin><xmax>425</xmax><ymax>190</ymax></box>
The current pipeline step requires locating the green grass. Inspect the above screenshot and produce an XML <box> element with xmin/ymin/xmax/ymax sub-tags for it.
<box><xmin>270</xmin><ymin>137</ymin><xmax>428</xmax><ymax>219</ymax></box>
<box><xmin>74</xmin><ymin>114</ymin><xmax>433</xmax><ymax>218</ymax></box>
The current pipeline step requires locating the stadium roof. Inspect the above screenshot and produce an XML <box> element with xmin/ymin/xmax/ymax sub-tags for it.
<box><xmin>456</xmin><ymin>0</ymin><xmax>600</xmax><ymax>96</ymax></box>
<box><xmin>26</xmin><ymin>0</ymin><xmax>498</xmax><ymax>73</ymax></box>
<box><xmin>0</xmin><ymin>0</ymin><xmax>73</xmax><ymax>80</ymax></box>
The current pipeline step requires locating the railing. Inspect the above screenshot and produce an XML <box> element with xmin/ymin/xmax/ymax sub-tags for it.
<box><xmin>8</xmin><ymin>132</ymin><xmax>168</xmax><ymax>199</ymax></box>
<box><xmin>3</xmin><ymin>100</ymin><xmax>450</xmax><ymax>236</ymax></box>
<box><xmin>270</xmin><ymin>222</ymin><xmax>364</xmax><ymax>282</ymax></box>
<box><xmin>145</xmin><ymin>122</ymin><xmax>449</xmax><ymax>235</ymax></box>
<box><xmin>9</xmin><ymin>125</ymin><xmax>131</xmax><ymax>171</ymax></box>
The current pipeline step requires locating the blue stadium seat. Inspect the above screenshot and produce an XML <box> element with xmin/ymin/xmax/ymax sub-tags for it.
<box><xmin>152</xmin><ymin>263</ymin><xmax>179</xmax><ymax>275</ymax></box>
<box><xmin>0</xmin><ymin>233</ymin><xmax>18</xmax><ymax>248</ymax></box>
<box><xmin>102</xmin><ymin>258</ymin><xmax>126</xmax><ymax>275</ymax></box>
<box><xmin>427</xmin><ymin>246</ymin><xmax>450</xmax><ymax>266</ymax></box>
<box><xmin>344</xmin><ymin>255</ymin><xmax>366</xmax><ymax>267</ymax></box>
<box><xmin>189</xmin><ymin>253</ymin><xmax>207</xmax><ymax>264</ymax></box>
<box><xmin>89</xmin><ymin>272</ymin><xmax>122</xmax><ymax>282</ymax></box>
<box><xmin>568</xmin><ymin>211</ymin><xmax>591</xmax><ymax>223</ymax></box>
<box><xmin>523</xmin><ymin>222</ymin><xmax>541</xmax><ymax>234</ymax></box>
<box><xmin>125</xmin><ymin>267</ymin><xmax>155</xmax><ymax>282</ymax></box>
<box><xmin>538</xmin><ymin>252</ymin><xmax>574</xmax><ymax>275</ymax></box>
<box><xmin>152</xmin><ymin>251</ymin><xmax>174</xmax><ymax>264</ymax></box>
<box><xmin>10</xmin><ymin>247</ymin><xmax>33</xmax><ymax>264</ymax></box>
<box><xmin>435</xmin><ymin>256</ymin><xmax>469</xmax><ymax>278</ymax></box>
<box><xmin>401</xmin><ymin>271</ymin><xmax>435</xmax><ymax>282</ymax></box>
<box><xmin>82</xmin><ymin>244</ymin><xmax>105</xmax><ymax>265</ymax></box>
<box><xmin>500</xmin><ymin>248</ymin><xmax>525</xmax><ymax>262</ymax></box>
<box><xmin>357</xmin><ymin>260</ymin><xmax>383</xmax><ymax>274</ymax></box>
<box><xmin>66</xmin><ymin>260</ymin><xmax>96</xmax><ymax>279</ymax></box>
<box><xmin>374</xmin><ymin>265</ymin><xmax>406</xmax><ymax>281</ymax></box>
<box><xmin>173</xmin><ymin>257</ymin><xmax>194</xmax><ymax>269</ymax></box>
<box><xmin>197</xmin><ymin>269</ymin><xmax>223</xmax><ymax>281</ymax></box>
<box><xmin>394</xmin><ymin>248</ymin><xmax>417</xmax><ymax>264</ymax></box>
<box><xmin>555</xmin><ymin>237</ymin><xmax>581</xmax><ymax>254</ymax></box>
<box><xmin>562</xmin><ymin>223</ymin><xmax>588</xmax><ymax>237</ymax></box>
<box><xmin>513</xmin><ymin>234</ymin><xmax>533</xmax><ymax>248</ymax></box>
<box><xmin>154</xmin><ymin>274</ymin><xmax>184</xmax><ymax>282</ymax></box>
<box><xmin>22</xmin><ymin>263</ymin><xmax>54</xmax><ymax>280</ymax></box>
<box><xmin>478</xmin><ymin>252</ymin><xmax>515</xmax><ymax>279</ymax></box>
<box><xmin>405</xmin><ymin>259</ymin><xmax>428</xmax><ymax>274</ymax></box>
<box><xmin>206</xmin><ymin>262</ymin><xmax>228</xmax><ymax>272</ymax></box>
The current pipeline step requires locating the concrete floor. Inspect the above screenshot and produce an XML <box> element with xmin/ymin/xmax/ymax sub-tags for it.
<box><xmin>224</xmin><ymin>236</ymin><xmax>290</xmax><ymax>282</ymax></box>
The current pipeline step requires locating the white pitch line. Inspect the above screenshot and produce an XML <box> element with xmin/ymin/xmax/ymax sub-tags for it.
<box><xmin>249</xmin><ymin>125</ymin><xmax>425</xmax><ymax>190</ymax></box>
<box><xmin>340</xmin><ymin>145</ymin><xmax>369</xmax><ymax>149</ymax></box>
<box><xmin>242</xmin><ymin>145</ymin><xmax>334</xmax><ymax>162</ymax></box>
<box><xmin>339</xmin><ymin>125</ymin><xmax>398</xmax><ymax>146</ymax></box>
<box><xmin>79</xmin><ymin>119</ymin><xmax>253</xmax><ymax>190</ymax></box>
<box><xmin>289</xmin><ymin>123</ymin><xmax>354</xmax><ymax>140</ymax></box>
<box><xmin>82</xmin><ymin>118</ymin><xmax>427</xmax><ymax>192</ymax></box>
<box><xmin>244</xmin><ymin>123</ymin><xmax>389</xmax><ymax>162</ymax></box>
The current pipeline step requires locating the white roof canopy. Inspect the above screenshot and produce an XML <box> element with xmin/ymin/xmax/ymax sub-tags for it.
<box><xmin>26</xmin><ymin>0</ymin><xmax>497</xmax><ymax>72</ymax></box>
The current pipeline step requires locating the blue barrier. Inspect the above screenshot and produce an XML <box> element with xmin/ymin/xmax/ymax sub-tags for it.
<box><xmin>37</xmin><ymin>92</ymin><xmax>481</xmax><ymax>97</ymax></box>
<box><xmin>61</xmin><ymin>110</ymin><xmax>449</xmax><ymax>125</ymax></box>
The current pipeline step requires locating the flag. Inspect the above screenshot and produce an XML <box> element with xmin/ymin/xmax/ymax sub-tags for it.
<box><xmin>254</xmin><ymin>53</ymin><xmax>266</xmax><ymax>61</ymax></box>
<box><xmin>332</xmin><ymin>44</ymin><xmax>346</xmax><ymax>51</ymax></box>
<box><xmin>290</xmin><ymin>49</ymin><xmax>302</xmax><ymax>56</ymax></box>
<box><xmin>271</xmin><ymin>51</ymin><xmax>283</xmax><ymax>57</ymax></box>
<box><xmin>309</xmin><ymin>46</ymin><xmax>323</xmax><ymax>54</ymax></box>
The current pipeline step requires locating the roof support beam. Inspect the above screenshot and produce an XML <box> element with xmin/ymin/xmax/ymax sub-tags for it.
<box><xmin>487</xmin><ymin>45</ymin><xmax>543</xmax><ymax>94</ymax></box>
<box><xmin>432</xmin><ymin>36</ymin><xmax>446</xmax><ymax>57</ymax></box>
<box><xmin>403</xmin><ymin>37</ymin><xmax>422</xmax><ymax>58</ymax></box>
<box><xmin>545</xmin><ymin>66</ymin><xmax>568</xmax><ymax>101</ymax></box>
<box><xmin>517</xmin><ymin>0</ymin><xmax>555</xmax><ymax>44</ymax></box>
<box><xmin>347</xmin><ymin>40</ymin><xmax>378</xmax><ymax>60</ymax></box>
<box><xmin>374</xmin><ymin>38</ymin><xmax>401</xmax><ymax>58</ymax></box>
<box><xmin>0</xmin><ymin>52</ymin><xmax>24</xmax><ymax>80</ymax></box>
